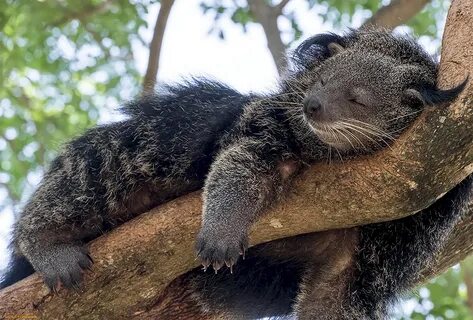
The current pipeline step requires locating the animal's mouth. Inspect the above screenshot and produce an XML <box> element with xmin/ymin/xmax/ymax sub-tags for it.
<box><xmin>306</xmin><ymin>119</ymin><xmax>394</xmax><ymax>151</ymax></box>
<box><xmin>311</xmin><ymin>125</ymin><xmax>353</xmax><ymax>150</ymax></box>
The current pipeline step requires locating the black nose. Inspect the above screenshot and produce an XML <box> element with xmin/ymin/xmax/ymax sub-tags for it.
<box><xmin>303</xmin><ymin>96</ymin><xmax>322</xmax><ymax>117</ymax></box>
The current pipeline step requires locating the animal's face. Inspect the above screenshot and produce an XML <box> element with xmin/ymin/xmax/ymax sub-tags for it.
<box><xmin>302</xmin><ymin>49</ymin><xmax>419</xmax><ymax>151</ymax></box>
<box><xmin>293</xmin><ymin>35</ymin><xmax>466</xmax><ymax>152</ymax></box>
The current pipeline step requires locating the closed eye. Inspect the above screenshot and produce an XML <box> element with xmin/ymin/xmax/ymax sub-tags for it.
<box><xmin>349</xmin><ymin>98</ymin><xmax>365</xmax><ymax>107</ymax></box>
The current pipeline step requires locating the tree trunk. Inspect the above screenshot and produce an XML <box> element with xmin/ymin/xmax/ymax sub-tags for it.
<box><xmin>142</xmin><ymin>0</ymin><xmax>175</xmax><ymax>95</ymax></box>
<box><xmin>1</xmin><ymin>1</ymin><xmax>472</xmax><ymax>319</ymax></box>
<box><xmin>248</xmin><ymin>0</ymin><xmax>288</xmax><ymax>75</ymax></box>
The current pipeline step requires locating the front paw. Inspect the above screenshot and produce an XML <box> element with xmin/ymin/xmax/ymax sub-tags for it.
<box><xmin>33</xmin><ymin>244</ymin><xmax>93</xmax><ymax>291</ymax></box>
<box><xmin>195</xmin><ymin>228</ymin><xmax>248</xmax><ymax>272</ymax></box>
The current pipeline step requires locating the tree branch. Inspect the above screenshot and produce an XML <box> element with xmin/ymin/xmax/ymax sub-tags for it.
<box><xmin>248</xmin><ymin>0</ymin><xmax>287</xmax><ymax>75</ymax></box>
<box><xmin>418</xmin><ymin>0</ymin><xmax>473</xmax><ymax>278</ymax></box>
<box><xmin>1</xmin><ymin>1</ymin><xmax>472</xmax><ymax>319</ymax></box>
<box><xmin>142</xmin><ymin>0</ymin><xmax>175</xmax><ymax>95</ymax></box>
<box><xmin>362</xmin><ymin>0</ymin><xmax>431</xmax><ymax>30</ymax></box>
<box><xmin>275</xmin><ymin>0</ymin><xmax>291</xmax><ymax>14</ymax></box>
<box><xmin>53</xmin><ymin>0</ymin><xmax>115</xmax><ymax>27</ymax></box>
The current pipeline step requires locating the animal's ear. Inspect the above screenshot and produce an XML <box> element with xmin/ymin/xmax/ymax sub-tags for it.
<box><xmin>292</xmin><ymin>33</ymin><xmax>344</xmax><ymax>70</ymax></box>
<box><xmin>327</xmin><ymin>42</ymin><xmax>345</xmax><ymax>56</ymax></box>
<box><xmin>396</xmin><ymin>65</ymin><xmax>468</xmax><ymax>106</ymax></box>
<box><xmin>404</xmin><ymin>77</ymin><xmax>468</xmax><ymax>107</ymax></box>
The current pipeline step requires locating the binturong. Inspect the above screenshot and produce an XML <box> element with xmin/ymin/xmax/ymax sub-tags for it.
<box><xmin>1</xmin><ymin>29</ymin><xmax>471</xmax><ymax>320</ymax></box>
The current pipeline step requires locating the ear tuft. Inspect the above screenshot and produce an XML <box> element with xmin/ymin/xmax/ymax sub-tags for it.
<box><xmin>419</xmin><ymin>76</ymin><xmax>469</xmax><ymax>106</ymax></box>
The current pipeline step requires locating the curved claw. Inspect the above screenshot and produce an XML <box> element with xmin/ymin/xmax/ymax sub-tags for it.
<box><xmin>195</xmin><ymin>229</ymin><xmax>248</xmax><ymax>273</ymax></box>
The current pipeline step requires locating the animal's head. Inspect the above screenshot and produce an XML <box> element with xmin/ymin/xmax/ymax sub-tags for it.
<box><xmin>287</xmin><ymin>30</ymin><xmax>467</xmax><ymax>152</ymax></box>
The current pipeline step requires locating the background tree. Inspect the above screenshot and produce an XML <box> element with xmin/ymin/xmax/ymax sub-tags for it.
<box><xmin>200</xmin><ymin>0</ymin><xmax>447</xmax><ymax>73</ymax></box>
<box><xmin>0</xmin><ymin>0</ymin><xmax>174</xmax><ymax>207</ymax></box>
<box><xmin>0</xmin><ymin>0</ymin><xmax>146</xmax><ymax>207</ymax></box>
<box><xmin>142</xmin><ymin>0</ymin><xmax>175</xmax><ymax>94</ymax></box>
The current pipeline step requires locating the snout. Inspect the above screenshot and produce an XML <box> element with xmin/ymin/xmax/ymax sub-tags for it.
<box><xmin>303</xmin><ymin>95</ymin><xmax>323</xmax><ymax>119</ymax></box>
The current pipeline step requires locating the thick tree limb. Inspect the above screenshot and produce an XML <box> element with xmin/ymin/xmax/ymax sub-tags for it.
<box><xmin>362</xmin><ymin>0</ymin><xmax>431</xmax><ymax>30</ymax></box>
<box><xmin>419</xmin><ymin>0</ymin><xmax>473</xmax><ymax>278</ymax></box>
<box><xmin>142</xmin><ymin>0</ymin><xmax>175</xmax><ymax>94</ymax></box>
<box><xmin>1</xmin><ymin>1</ymin><xmax>472</xmax><ymax>319</ymax></box>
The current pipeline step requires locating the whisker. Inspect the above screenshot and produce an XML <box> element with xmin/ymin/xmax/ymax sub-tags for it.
<box><xmin>267</xmin><ymin>106</ymin><xmax>303</xmax><ymax>110</ymax></box>
<box><xmin>292</xmin><ymin>113</ymin><xmax>314</xmax><ymax>140</ymax></box>
<box><xmin>285</xmin><ymin>81</ymin><xmax>307</xmax><ymax>98</ymax></box>
<box><xmin>327</xmin><ymin>145</ymin><xmax>332</xmax><ymax>165</ymax></box>
<box><xmin>341</xmin><ymin>127</ymin><xmax>367</xmax><ymax>151</ymax></box>
<box><xmin>348</xmin><ymin>121</ymin><xmax>394</xmax><ymax>149</ymax></box>
<box><xmin>334</xmin><ymin>147</ymin><xmax>344</xmax><ymax>162</ymax></box>
<box><xmin>334</xmin><ymin>127</ymin><xmax>356</xmax><ymax>150</ymax></box>
<box><xmin>386</xmin><ymin>110</ymin><xmax>422</xmax><ymax>123</ymax></box>
<box><xmin>267</xmin><ymin>101</ymin><xmax>304</xmax><ymax>106</ymax></box>
<box><xmin>336</xmin><ymin>121</ymin><xmax>385</xmax><ymax>149</ymax></box>
<box><xmin>343</xmin><ymin>118</ymin><xmax>387</xmax><ymax>131</ymax></box>
<box><xmin>343</xmin><ymin>119</ymin><xmax>390</xmax><ymax>135</ymax></box>
<box><xmin>340</xmin><ymin>120</ymin><xmax>395</xmax><ymax>141</ymax></box>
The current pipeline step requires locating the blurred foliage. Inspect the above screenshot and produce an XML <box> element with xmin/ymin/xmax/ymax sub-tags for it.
<box><xmin>200</xmin><ymin>0</ymin><xmax>449</xmax><ymax>46</ymax></box>
<box><xmin>399</xmin><ymin>257</ymin><xmax>473</xmax><ymax>319</ymax></box>
<box><xmin>0</xmin><ymin>0</ymin><xmax>157</xmax><ymax>205</ymax></box>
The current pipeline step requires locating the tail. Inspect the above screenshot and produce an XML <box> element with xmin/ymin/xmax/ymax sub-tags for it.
<box><xmin>351</xmin><ymin>174</ymin><xmax>473</xmax><ymax>318</ymax></box>
<box><xmin>0</xmin><ymin>254</ymin><xmax>35</xmax><ymax>289</ymax></box>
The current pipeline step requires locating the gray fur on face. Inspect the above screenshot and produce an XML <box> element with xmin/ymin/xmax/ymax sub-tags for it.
<box><xmin>288</xmin><ymin>31</ymin><xmax>440</xmax><ymax>153</ymax></box>
<box><xmin>302</xmin><ymin>52</ymin><xmax>417</xmax><ymax>151</ymax></box>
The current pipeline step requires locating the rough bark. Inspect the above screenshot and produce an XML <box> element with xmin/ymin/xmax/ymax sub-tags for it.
<box><xmin>362</xmin><ymin>0</ymin><xmax>431</xmax><ymax>30</ymax></box>
<box><xmin>419</xmin><ymin>0</ymin><xmax>473</xmax><ymax>278</ymax></box>
<box><xmin>1</xmin><ymin>1</ymin><xmax>472</xmax><ymax>319</ymax></box>
<box><xmin>248</xmin><ymin>0</ymin><xmax>288</xmax><ymax>75</ymax></box>
<box><xmin>142</xmin><ymin>0</ymin><xmax>175</xmax><ymax>95</ymax></box>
